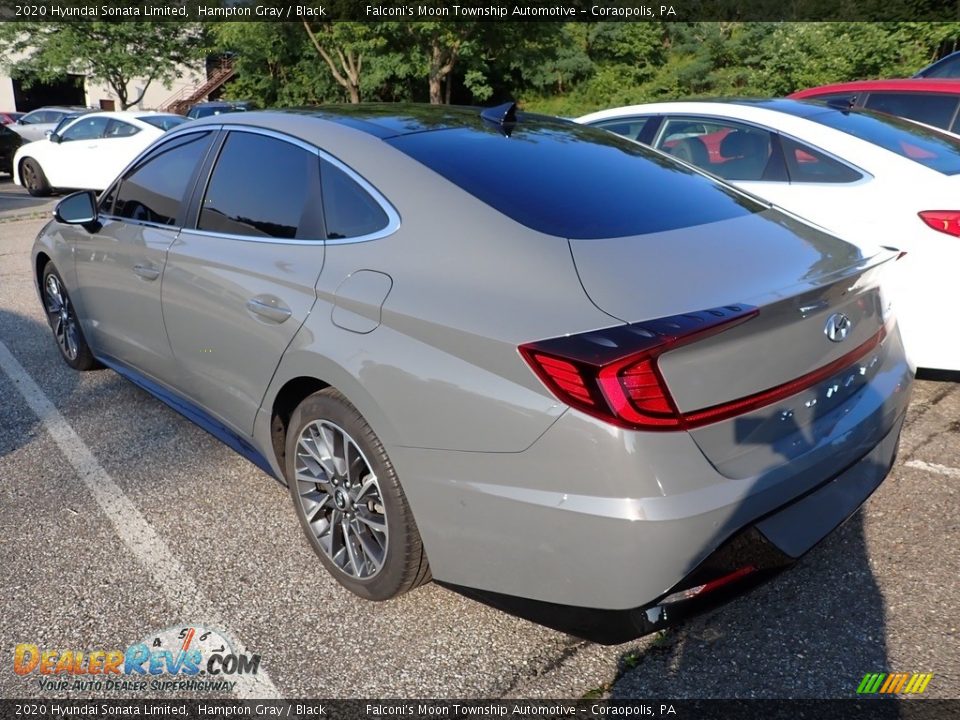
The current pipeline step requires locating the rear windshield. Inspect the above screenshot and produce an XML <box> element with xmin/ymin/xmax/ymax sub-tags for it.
<box><xmin>386</xmin><ymin>121</ymin><xmax>762</xmax><ymax>239</ymax></box>
<box><xmin>807</xmin><ymin>108</ymin><xmax>960</xmax><ymax>174</ymax></box>
<box><xmin>138</xmin><ymin>115</ymin><xmax>188</xmax><ymax>131</ymax></box>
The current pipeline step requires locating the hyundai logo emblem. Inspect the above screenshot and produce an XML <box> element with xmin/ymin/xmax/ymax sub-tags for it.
<box><xmin>824</xmin><ymin>313</ymin><xmax>852</xmax><ymax>343</ymax></box>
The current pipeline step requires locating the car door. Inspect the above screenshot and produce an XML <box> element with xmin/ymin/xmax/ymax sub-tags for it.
<box><xmin>72</xmin><ymin>128</ymin><xmax>218</xmax><ymax>380</ymax></box>
<box><xmin>161</xmin><ymin>128</ymin><xmax>325</xmax><ymax>436</ymax></box>
<box><xmin>47</xmin><ymin>116</ymin><xmax>111</xmax><ymax>188</ymax></box>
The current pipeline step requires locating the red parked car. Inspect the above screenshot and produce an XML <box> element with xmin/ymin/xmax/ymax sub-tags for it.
<box><xmin>0</xmin><ymin>112</ymin><xmax>24</xmax><ymax>125</ymax></box>
<box><xmin>789</xmin><ymin>79</ymin><xmax>960</xmax><ymax>134</ymax></box>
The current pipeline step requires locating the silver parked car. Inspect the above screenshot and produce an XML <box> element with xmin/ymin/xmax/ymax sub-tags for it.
<box><xmin>9</xmin><ymin>106</ymin><xmax>92</xmax><ymax>143</ymax></box>
<box><xmin>33</xmin><ymin>105</ymin><xmax>912</xmax><ymax>643</ymax></box>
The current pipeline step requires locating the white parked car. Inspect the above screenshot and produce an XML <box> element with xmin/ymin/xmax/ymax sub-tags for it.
<box><xmin>578</xmin><ymin>99</ymin><xmax>960</xmax><ymax>372</ymax></box>
<box><xmin>13</xmin><ymin>111</ymin><xmax>188</xmax><ymax>197</ymax></box>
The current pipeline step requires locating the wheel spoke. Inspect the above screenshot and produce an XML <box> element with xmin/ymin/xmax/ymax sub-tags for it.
<box><xmin>353</xmin><ymin>521</ymin><xmax>385</xmax><ymax>572</ymax></box>
<box><xmin>64</xmin><ymin>321</ymin><xmax>78</xmax><ymax>359</ymax></box>
<box><xmin>354</xmin><ymin>509</ymin><xmax>386</xmax><ymax>534</ymax></box>
<box><xmin>307</xmin><ymin>496</ymin><xmax>330</xmax><ymax>524</ymax></box>
<box><xmin>343</xmin><ymin>518</ymin><xmax>363</xmax><ymax>575</ymax></box>
<box><xmin>302</xmin><ymin>427</ymin><xmax>337</xmax><ymax>479</ymax></box>
<box><xmin>346</xmin><ymin>441</ymin><xmax>364</xmax><ymax>486</ymax></box>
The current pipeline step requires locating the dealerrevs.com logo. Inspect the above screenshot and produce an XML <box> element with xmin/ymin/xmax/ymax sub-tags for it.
<box><xmin>14</xmin><ymin>626</ymin><xmax>261</xmax><ymax>693</ymax></box>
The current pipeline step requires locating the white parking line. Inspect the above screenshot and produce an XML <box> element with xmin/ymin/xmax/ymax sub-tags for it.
<box><xmin>0</xmin><ymin>340</ymin><xmax>281</xmax><ymax>700</ymax></box>
<box><xmin>904</xmin><ymin>459</ymin><xmax>960</xmax><ymax>479</ymax></box>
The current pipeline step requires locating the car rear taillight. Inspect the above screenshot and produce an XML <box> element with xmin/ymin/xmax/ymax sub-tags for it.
<box><xmin>521</xmin><ymin>304</ymin><xmax>889</xmax><ymax>432</ymax></box>
<box><xmin>520</xmin><ymin>304</ymin><xmax>758</xmax><ymax>431</ymax></box>
<box><xmin>919</xmin><ymin>210</ymin><xmax>960</xmax><ymax>237</ymax></box>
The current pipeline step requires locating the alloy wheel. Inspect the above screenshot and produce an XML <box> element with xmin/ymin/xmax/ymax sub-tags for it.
<box><xmin>43</xmin><ymin>273</ymin><xmax>79</xmax><ymax>361</ymax></box>
<box><xmin>294</xmin><ymin>420</ymin><xmax>388</xmax><ymax>579</ymax></box>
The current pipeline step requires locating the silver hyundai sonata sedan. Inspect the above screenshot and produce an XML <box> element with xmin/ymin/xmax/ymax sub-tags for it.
<box><xmin>33</xmin><ymin>104</ymin><xmax>912</xmax><ymax>643</ymax></box>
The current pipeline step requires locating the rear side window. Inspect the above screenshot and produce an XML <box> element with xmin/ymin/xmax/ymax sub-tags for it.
<box><xmin>105</xmin><ymin>120</ymin><xmax>140</xmax><ymax>138</ymax></box>
<box><xmin>110</xmin><ymin>131</ymin><xmax>214</xmax><ymax>225</ymax></box>
<box><xmin>319</xmin><ymin>159</ymin><xmax>389</xmax><ymax>239</ymax></box>
<box><xmin>781</xmin><ymin>136</ymin><xmax>862</xmax><ymax>183</ymax></box>
<box><xmin>199</xmin><ymin>132</ymin><xmax>315</xmax><ymax>240</ymax></box>
<box><xmin>862</xmin><ymin>92</ymin><xmax>959</xmax><ymax>130</ymax></box>
<box><xmin>387</xmin><ymin>121</ymin><xmax>761</xmax><ymax>239</ymax></box>
<box><xmin>808</xmin><ymin>108</ymin><xmax>960</xmax><ymax>175</ymax></box>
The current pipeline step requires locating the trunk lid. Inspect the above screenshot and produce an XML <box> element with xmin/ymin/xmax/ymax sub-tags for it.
<box><xmin>569</xmin><ymin>210</ymin><xmax>903</xmax><ymax>476</ymax></box>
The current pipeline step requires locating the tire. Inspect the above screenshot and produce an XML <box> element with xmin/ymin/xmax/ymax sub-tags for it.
<box><xmin>40</xmin><ymin>263</ymin><xmax>99</xmax><ymax>371</ymax></box>
<box><xmin>21</xmin><ymin>158</ymin><xmax>52</xmax><ymax>197</ymax></box>
<box><xmin>285</xmin><ymin>388</ymin><xmax>430</xmax><ymax>600</ymax></box>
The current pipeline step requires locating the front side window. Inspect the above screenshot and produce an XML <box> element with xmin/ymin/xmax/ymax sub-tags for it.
<box><xmin>863</xmin><ymin>92</ymin><xmax>959</xmax><ymax>130</ymax></box>
<box><xmin>319</xmin><ymin>159</ymin><xmax>389</xmax><ymax>239</ymax></box>
<box><xmin>198</xmin><ymin>132</ymin><xmax>315</xmax><ymax>240</ymax></box>
<box><xmin>110</xmin><ymin>130</ymin><xmax>214</xmax><ymax>225</ymax></box>
<box><xmin>61</xmin><ymin>117</ymin><xmax>110</xmax><ymax>142</ymax></box>
<box><xmin>655</xmin><ymin>117</ymin><xmax>776</xmax><ymax>182</ymax></box>
<box><xmin>21</xmin><ymin>111</ymin><xmax>50</xmax><ymax>125</ymax></box>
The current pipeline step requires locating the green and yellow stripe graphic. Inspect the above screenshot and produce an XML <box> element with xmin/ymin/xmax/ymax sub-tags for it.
<box><xmin>857</xmin><ymin>673</ymin><xmax>934</xmax><ymax>694</ymax></box>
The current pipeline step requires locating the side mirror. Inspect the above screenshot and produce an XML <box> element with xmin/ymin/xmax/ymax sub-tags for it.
<box><xmin>55</xmin><ymin>190</ymin><xmax>98</xmax><ymax>226</ymax></box>
<box><xmin>48</xmin><ymin>132</ymin><xmax>61</xmax><ymax>144</ymax></box>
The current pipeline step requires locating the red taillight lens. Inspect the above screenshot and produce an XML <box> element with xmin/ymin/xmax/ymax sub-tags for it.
<box><xmin>528</xmin><ymin>353</ymin><xmax>595</xmax><ymax>407</ymax></box>
<box><xmin>521</xmin><ymin>304</ymin><xmax>889</xmax><ymax>432</ymax></box>
<box><xmin>919</xmin><ymin>210</ymin><xmax>960</xmax><ymax>237</ymax></box>
<box><xmin>519</xmin><ymin>304</ymin><xmax>758</xmax><ymax>431</ymax></box>
<box><xmin>597</xmin><ymin>355</ymin><xmax>680</xmax><ymax>428</ymax></box>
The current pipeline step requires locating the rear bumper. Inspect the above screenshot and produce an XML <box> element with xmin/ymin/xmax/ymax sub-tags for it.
<box><xmin>439</xmin><ymin>413</ymin><xmax>904</xmax><ymax>644</ymax></box>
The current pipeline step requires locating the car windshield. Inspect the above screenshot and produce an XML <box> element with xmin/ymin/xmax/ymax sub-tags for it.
<box><xmin>52</xmin><ymin>115</ymin><xmax>82</xmax><ymax>135</ymax></box>
<box><xmin>138</xmin><ymin>115</ymin><xmax>189</xmax><ymax>131</ymax></box>
<box><xmin>806</xmin><ymin>107</ymin><xmax>960</xmax><ymax>174</ymax></box>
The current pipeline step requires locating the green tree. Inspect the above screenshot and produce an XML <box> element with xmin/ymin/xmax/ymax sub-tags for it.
<box><xmin>301</xmin><ymin>21</ymin><xmax>395</xmax><ymax>103</ymax></box>
<box><xmin>0</xmin><ymin>22</ymin><xmax>205</xmax><ymax>109</ymax></box>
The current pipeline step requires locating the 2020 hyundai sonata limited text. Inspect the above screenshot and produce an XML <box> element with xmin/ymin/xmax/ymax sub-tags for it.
<box><xmin>33</xmin><ymin>104</ymin><xmax>912</xmax><ymax>643</ymax></box>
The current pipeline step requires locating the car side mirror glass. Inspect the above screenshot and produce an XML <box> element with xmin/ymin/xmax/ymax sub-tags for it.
<box><xmin>55</xmin><ymin>190</ymin><xmax>98</xmax><ymax>226</ymax></box>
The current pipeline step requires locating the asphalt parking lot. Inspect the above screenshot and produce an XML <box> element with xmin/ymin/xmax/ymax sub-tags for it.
<box><xmin>1</xmin><ymin>183</ymin><xmax>958</xmax><ymax>700</ymax></box>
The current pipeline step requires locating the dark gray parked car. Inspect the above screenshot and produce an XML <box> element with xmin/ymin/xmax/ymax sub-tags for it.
<box><xmin>32</xmin><ymin>105</ymin><xmax>912</xmax><ymax>642</ymax></box>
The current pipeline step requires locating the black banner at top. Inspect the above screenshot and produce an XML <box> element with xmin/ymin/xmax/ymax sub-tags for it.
<box><xmin>2</xmin><ymin>0</ymin><xmax>960</xmax><ymax>22</ymax></box>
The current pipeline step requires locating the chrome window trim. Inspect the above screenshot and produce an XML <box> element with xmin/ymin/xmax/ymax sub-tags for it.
<box><xmin>183</xmin><ymin>228</ymin><xmax>327</xmax><ymax>246</ymax></box>
<box><xmin>188</xmin><ymin>123</ymin><xmax>400</xmax><ymax>245</ymax></box>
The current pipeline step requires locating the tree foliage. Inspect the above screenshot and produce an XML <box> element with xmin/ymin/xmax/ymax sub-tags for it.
<box><xmin>0</xmin><ymin>22</ymin><xmax>205</xmax><ymax>109</ymax></box>
<box><xmin>7</xmin><ymin>21</ymin><xmax>957</xmax><ymax>115</ymax></box>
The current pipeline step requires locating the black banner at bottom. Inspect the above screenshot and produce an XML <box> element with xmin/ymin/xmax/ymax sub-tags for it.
<box><xmin>3</xmin><ymin>699</ymin><xmax>960</xmax><ymax>720</ymax></box>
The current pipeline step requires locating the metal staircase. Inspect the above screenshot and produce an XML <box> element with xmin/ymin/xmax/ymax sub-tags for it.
<box><xmin>160</xmin><ymin>58</ymin><xmax>236</xmax><ymax>115</ymax></box>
